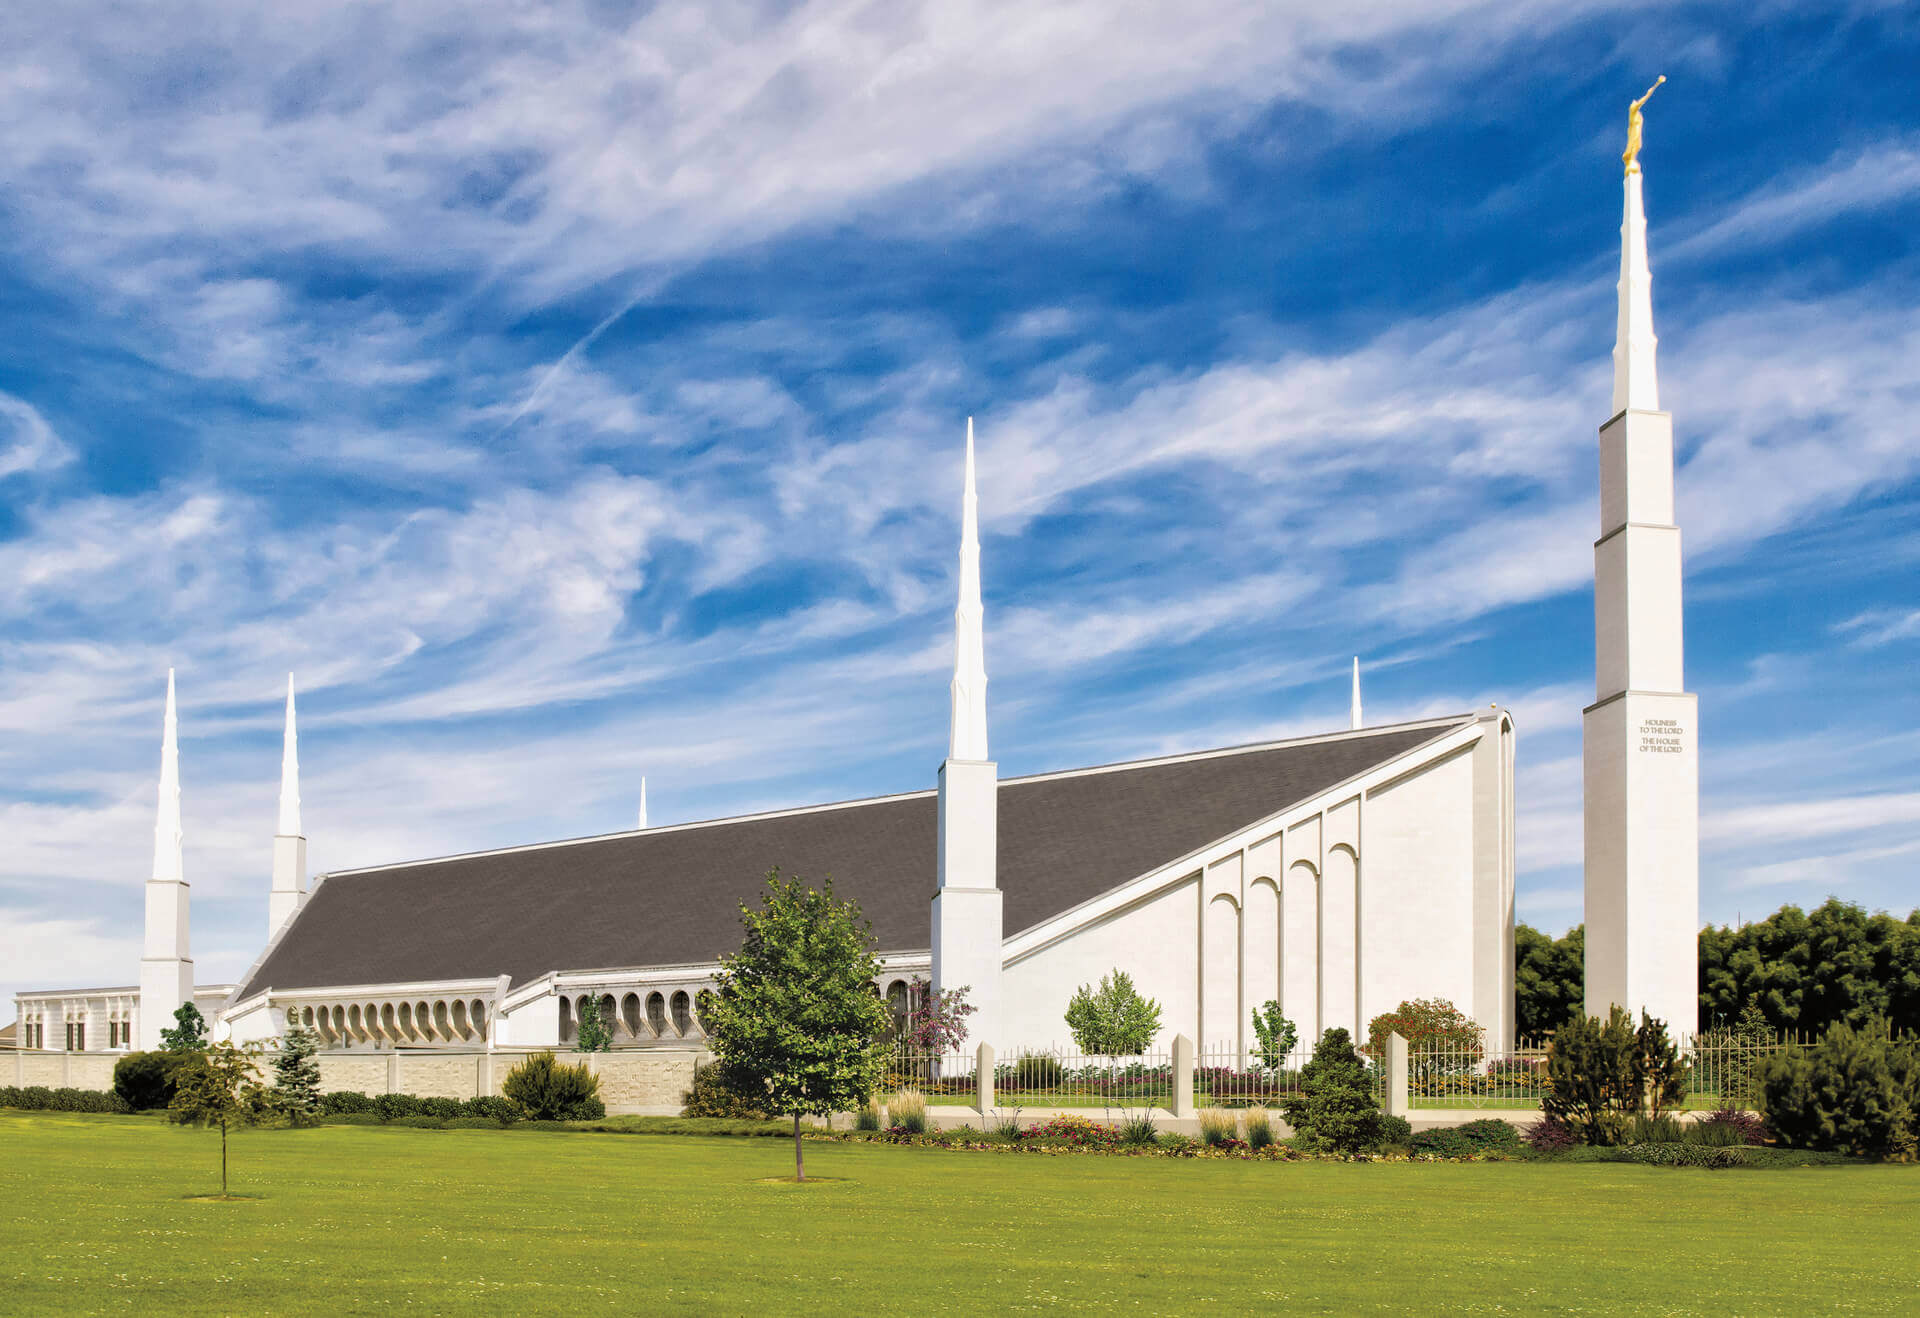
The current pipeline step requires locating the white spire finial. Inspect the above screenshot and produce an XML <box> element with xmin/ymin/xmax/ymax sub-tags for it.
<box><xmin>637</xmin><ymin>777</ymin><xmax>649</xmax><ymax>830</ymax></box>
<box><xmin>277</xmin><ymin>673</ymin><xmax>302</xmax><ymax>837</ymax></box>
<box><xmin>1612</xmin><ymin>155</ymin><xmax>1659</xmax><ymax>416</ymax></box>
<box><xmin>1350</xmin><ymin>657</ymin><xmax>1363</xmax><ymax>730</ymax></box>
<box><xmin>948</xmin><ymin>417</ymin><xmax>989</xmax><ymax>761</ymax></box>
<box><xmin>152</xmin><ymin>669</ymin><xmax>184</xmax><ymax>884</ymax></box>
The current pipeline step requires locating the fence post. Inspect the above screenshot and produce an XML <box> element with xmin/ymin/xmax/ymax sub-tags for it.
<box><xmin>1385</xmin><ymin>1031</ymin><xmax>1409</xmax><ymax>1118</ymax></box>
<box><xmin>976</xmin><ymin>1043</ymin><xmax>995</xmax><ymax>1114</ymax></box>
<box><xmin>1172</xmin><ymin>1034</ymin><xmax>1195</xmax><ymax>1118</ymax></box>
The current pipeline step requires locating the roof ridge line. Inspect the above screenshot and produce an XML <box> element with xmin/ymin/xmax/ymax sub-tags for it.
<box><xmin>317</xmin><ymin>715</ymin><xmax>1478</xmax><ymax>881</ymax></box>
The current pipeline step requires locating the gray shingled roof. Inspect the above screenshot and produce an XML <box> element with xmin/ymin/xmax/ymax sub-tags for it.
<box><xmin>237</xmin><ymin>719</ymin><xmax>1468</xmax><ymax>998</ymax></box>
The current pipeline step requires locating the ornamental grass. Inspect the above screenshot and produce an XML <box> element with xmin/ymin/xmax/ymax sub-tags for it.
<box><xmin>1243</xmin><ymin>1107</ymin><xmax>1274</xmax><ymax>1149</ymax></box>
<box><xmin>888</xmin><ymin>1088</ymin><xmax>929</xmax><ymax>1135</ymax></box>
<box><xmin>1198</xmin><ymin>1108</ymin><xmax>1239</xmax><ymax>1147</ymax></box>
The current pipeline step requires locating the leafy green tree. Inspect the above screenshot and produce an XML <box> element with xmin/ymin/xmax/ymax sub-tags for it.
<box><xmin>1700</xmin><ymin>900</ymin><xmax>1920</xmax><ymax>1035</ymax></box>
<box><xmin>271</xmin><ymin>1021</ymin><xmax>323</xmax><ymax>1125</ymax></box>
<box><xmin>1063</xmin><ymin>970</ymin><xmax>1163</xmax><ymax>1055</ymax></box>
<box><xmin>1250</xmin><ymin>1001</ymin><xmax>1297</xmax><ymax>1072</ymax></box>
<box><xmin>1280</xmin><ymin>1027</ymin><xmax>1381</xmax><ymax>1153</ymax></box>
<box><xmin>169</xmin><ymin>1042</ymin><xmax>266</xmax><ymax>1197</ymax></box>
<box><xmin>1515</xmin><ymin>923</ymin><xmax>1584</xmax><ymax>1037</ymax></box>
<box><xmin>159</xmin><ymin>1002</ymin><xmax>209</xmax><ymax>1052</ymax></box>
<box><xmin>702</xmin><ymin>870</ymin><xmax>895</xmax><ymax>1181</ymax></box>
<box><xmin>574</xmin><ymin>993</ymin><xmax>613</xmax><ymax>1053</ymax></box>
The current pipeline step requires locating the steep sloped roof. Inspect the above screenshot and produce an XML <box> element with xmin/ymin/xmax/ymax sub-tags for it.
<box><xmin>237</xmin><ymin>718</ymin><xmax>1471</xmax><ymax>998</ymax></box>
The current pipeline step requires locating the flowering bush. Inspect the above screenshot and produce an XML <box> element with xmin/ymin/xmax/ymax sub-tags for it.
<box><xmin>1022</xmin><ymin>1114</ymin><xmax>1122</xmax><ymax>1149</ymax></box>
<box><xmin>899</xmin><ymin>977</ymin><xmax>975</xmax><ymax>1052</ymax></box>
<box><xmin>1365</xmin><ymin>999</ymin><xmax>1484</xmax><ymax>1078</ymax></box>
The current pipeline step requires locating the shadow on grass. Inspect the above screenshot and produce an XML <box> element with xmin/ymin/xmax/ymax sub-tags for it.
<box><xmin>752</xmin><ymin>1176</ymin><xmax>853</xmax><ymax>1187</ymax></box>
<box><xmin>181</xmin><ymin>1193</ymin><xmax>265</xmax><ymax>1202</ymax></box>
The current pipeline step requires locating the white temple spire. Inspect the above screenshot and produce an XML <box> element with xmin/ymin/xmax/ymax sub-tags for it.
<box><xmin>152</xmin><ymin>669</ymin><xmax>184</xmax><ymax>884</ymax></box>
<box><xmin>277</xmin><ymin>674</ymin><xmax>301</xmax><ymax>838</ymax></box>
<box><xmin>269</xmin><ymin>674</ymin><xmax>309</xmax><ymax>940</ymax></box>
<box><xmin>948</xmin><ymin>417</ymin><xmax>989</xmax><ymax>761</ymax></box>
<box><xmin>1350</xmin><ymin>657</ymin><xmax>1363</xmax><ymax>730</ymax></box>
<box><xmin>1612</xmin><ymin>80</ymin><xmax>1663</xmax><ymax>416</ymax></box>
<box><xmin>140</xmin><ymin>669</ymin><xmax>193</xmax><ymax>1048</ymax></box>
<box><xmin>637</xmin><ymin>777</ymin><xmax>649</xmax><ymax>830</ymax></box>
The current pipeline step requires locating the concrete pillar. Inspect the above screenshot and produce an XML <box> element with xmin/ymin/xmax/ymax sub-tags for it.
<box><xmin>1172</xmin><ymin>1034</ymin><xmax>1195</xmax><ymax>1118</ymax></box>
<box><xmin>1385</xmin><ymin>1031</ymin><xmax>1409</xmax><ymax>1119</ymax></box>
<box><xmin>975</xmin><ymin>1043</ymin><xmax>995</xmax><ymax>1115</ymax></box>
<box><xmin>386</xmin><ymin>1051</ymin><xmax>400</xmax><ymax>1095</ymax></box>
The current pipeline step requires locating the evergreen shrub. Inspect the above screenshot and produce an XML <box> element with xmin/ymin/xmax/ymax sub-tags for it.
<box><xmin>503</xmin><ymin>1051</ymin><xmax>605</xmax><ymax>1121</ymax></box>
<box><xmin>1280</xmin><ymin>1028</ymin><xmax>1381</xmax><ymax>1153</ymax></box>
<box><xmin>417</xmin><ymin>1097</ymin><xmax>464</xmax><ymax>1119</ymax></box>
<box><xmin>1543</xmin><ymin>1007</ymin><xmax>1685</xmax><ymax>1145</ymax></box>
<box><xmin>389</xmin><ymin>1114</ymin><xmax>447</xmax><ymax>1128</ymax></box>
<box><xmin>324</xmin><ymin>1112</ymin><xmax>385</xmax><ymax>1125</ymax></box>
<box><xmin>1759</xmin><ymin>1020</ymin><xmax>1917</xmax><ymax>1159</ymax></box>
<box><xmin>443</xmin><ymin>1116</ymin><xmax>507</xmax><ymax>1130</ymax></box>
<box><xmin>113</xmin><ymin>1051</ymin><xmax>182</xmax><ymax>1110</ymax></box>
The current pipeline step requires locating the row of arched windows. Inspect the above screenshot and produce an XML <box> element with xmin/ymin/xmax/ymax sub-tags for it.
<box><xmin>297</xmin><ymin>999</ymin><xmax>488</xmax><ymax>1047</ymax></box>
<box><xmin>559</xmin><ymin>990</ymin><xmax>702</xmax><ymax>1043</ymax></box>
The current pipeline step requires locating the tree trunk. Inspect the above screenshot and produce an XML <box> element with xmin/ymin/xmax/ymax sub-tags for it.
<box><xmin>792</xmin><ymin>1111</ymin><xmax>804</xmax><ymax>1182</ymax></box>
<box><xmin>221</xmin><ymin>1118</ymin><xmax>229</xmax><ymax>1197</ymax></box>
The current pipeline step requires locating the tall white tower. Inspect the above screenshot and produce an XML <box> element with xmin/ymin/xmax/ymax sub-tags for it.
<box><xmin>268</xmin><ymin>674</ymin><xmax>308</xmax><ymax>939</ymax></box>
<box><xmin>1583</xmin><ymin>88</ymin><xmax>1700</xmax><ymax>1039</ymax></box>
<box><xmin>931</xmin><ymin>418</ymin><xmax>1002</xmax><ymax>1045</ymax></box>
<box><xmin>1350</xmin><ymin>657</ymin><xmax>1363</xmax><ymax>730</ymax></box>
<box><xmin>138</xmin><ymin>670</ymin><xmax>194</xmax><ymax>1049</ymax></box>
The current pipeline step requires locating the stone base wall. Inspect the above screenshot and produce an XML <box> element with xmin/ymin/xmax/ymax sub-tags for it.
<box><xmin>9</xmin><ymin>1048</ymin><xmax>706</xmax><ymax>1116</ymax></box>
<box><xmin>8</xmin><ymin>1052</ymin><xmax>120</xmax><ymax>1091</ymax></box>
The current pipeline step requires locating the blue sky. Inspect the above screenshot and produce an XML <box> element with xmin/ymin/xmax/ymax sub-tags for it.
<box><xmin>2</xmin><ymin>1</ymin><xmax>1917</xmax><ymax>1009</ymax></box>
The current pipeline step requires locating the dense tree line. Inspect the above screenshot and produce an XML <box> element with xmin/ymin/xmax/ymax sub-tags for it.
<box><xmin>1514</xmin><ymin>899</ymin><xmax>1920</xmax><ymax>1039</ymax></box>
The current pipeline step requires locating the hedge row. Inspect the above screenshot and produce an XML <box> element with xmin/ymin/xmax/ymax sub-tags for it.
<box><xmin>0</xmin><ymin>1086</ymin><xmax>133</xmax><ymax>1114</ymax></box>
<box><xmin>320</xmin><ymin>1092</ymin><xmax>524</xmax><ymax>1122</ymax></box>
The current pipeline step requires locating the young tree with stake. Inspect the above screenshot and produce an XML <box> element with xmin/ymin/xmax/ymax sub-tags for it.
<box><xmin>169</xmin><ymin>1042</ymin><xmax>267</xmax><ymax>1197</ymax></box>
<box><xmin>702</xmin><ymin>870</ymin><xmax>894</xmax><ymax>1181</ymax></box>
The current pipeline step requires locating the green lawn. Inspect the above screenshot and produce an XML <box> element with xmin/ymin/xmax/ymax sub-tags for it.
<box><xmin>4</xmin><ymin>1111</ymin><xmax>1917</xmax><ymax>1315</ymax></box>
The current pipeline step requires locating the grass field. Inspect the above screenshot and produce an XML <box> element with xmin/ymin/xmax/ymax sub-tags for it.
<box><xmin>4</xmin><ymin>1111</ymin><xmax>1916</xmax><ymax>1315</ymax></box>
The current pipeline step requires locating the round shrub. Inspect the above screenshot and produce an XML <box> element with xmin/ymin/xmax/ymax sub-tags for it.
<box><xmin>1760</xmin><ymin>1021</ymin><xmax>1917</xmax><ymax>1159</ymax></box>
<box><xmin>416</xmin><ymin>1097</ymin><xmax>464</xmax><ymax>1119</ymax></box>
<box><xmin>1454</xmin><ymin>1118</ymin><xmax>1523</xmax><ymax>1151</ymax></box>
<box><xmin>321</xmin><ymin>1090</ymin><xmax>376</xmax><ymax>1115</ymax></box>
<box><xmin>113</xmin><ymin>1051</ymin><xmax>182</xmax><ymax>1110</ymax></box>
<box><xmin>0</xmin><ymin>1087</ymin><xmax>22</xmax><ymax>1109</ymax></box>
<box><xmin>502</xmin><ymin>1051</ymin><xmax>604</xmax><ymax>1121</ymax></box>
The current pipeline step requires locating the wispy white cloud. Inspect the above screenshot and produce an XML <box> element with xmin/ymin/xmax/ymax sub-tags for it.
<box><xmin>0</xmin><ymin>392</ymin><xmax>74</xmax><ymax>481</ymax></box>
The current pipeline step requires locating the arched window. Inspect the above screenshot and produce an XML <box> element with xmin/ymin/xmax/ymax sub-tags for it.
<box><xmin>622</xmin><ymin>993</ymin><xmax>643</xmax><ymax>1038</ymax></box>
<box><xmin>670</xmin><ymin>991</ymin><xmax>692</xmax><ymax>1036</ymax></box>
<box><xmin>558</xmin><ymin>996</ymin><xmax>576</xmax><ymax>1043</ymax></box>
<box><xmin>646</xmin><ymin>992</ymin><xmax>668</xmax><ymax>1036</ymax></box>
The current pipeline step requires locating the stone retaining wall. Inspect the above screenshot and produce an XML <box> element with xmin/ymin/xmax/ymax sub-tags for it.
<box><xmin>10</xmin><ymin>1048</ymin><xmax>707</xmax><ymax>1116</ymax></box>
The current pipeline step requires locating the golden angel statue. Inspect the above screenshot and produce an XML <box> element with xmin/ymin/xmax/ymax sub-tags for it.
<box><xmin>1624</xmin><ymin>75</ymin><xmax>1666</xmax><ymax>174</ymax></box>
